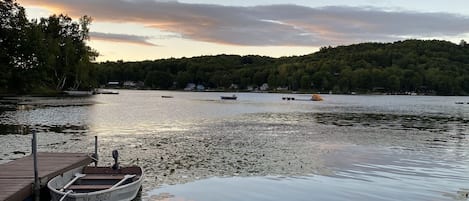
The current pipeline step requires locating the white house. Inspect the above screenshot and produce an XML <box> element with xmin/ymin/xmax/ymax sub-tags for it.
<box><xmin>196</xmin><ymin>84</ymin><xmax>205</xmax><ymax>91</ymax></box>
<box><xmin>123</xmin><ymin>81</ymin><xmax>136</xmax><ymax>88</ymax></box>
<box><xmin>260</xmin><ymin>83</ymin><xmax>269</xmax><ymax>91</ymax></box>
<box><xmin>184</xmin><ymin>83</ymin><xmax>196</xmax><ymax>91</ymax></box>
<box><xmin>229</xmin><ymin>84</ymin><xmax>239</xmax><ymax>89</ymax></box>
<box><xmin>107</xmin><ymin>81</ymin><xmax>120</xmax><ymax>88</ymax></box>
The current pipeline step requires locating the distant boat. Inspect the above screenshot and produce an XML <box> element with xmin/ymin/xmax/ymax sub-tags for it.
<box><xmin>95</xmin><ymin>89</ymin><xmax>119</xmax><ymax>95</ymax></box>
<box><xmin>221</xmin><ymin>95</ymin><xmax>237</xmax><ymax>100</ymax></box>
<box><xmin>161</xmin><ymin>95</ymin><xmax>173</xmax><ymax>98</ymax></box>
<box><xmin>64</xmin><ymin>90</ymin><xmax>94</xmax><ymax>97</ymax></box>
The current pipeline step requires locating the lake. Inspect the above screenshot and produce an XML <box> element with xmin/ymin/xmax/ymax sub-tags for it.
<box><xmin>1</xmin><ymin>90</ymin><xmax>469</xmax><ymax>200</ymax></box>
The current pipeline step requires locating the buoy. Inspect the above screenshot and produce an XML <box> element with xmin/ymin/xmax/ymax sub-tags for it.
<box><xmin>311</xmin><ymin>94</ymin><xmax>323</xmax><ymax>101</ymax></box>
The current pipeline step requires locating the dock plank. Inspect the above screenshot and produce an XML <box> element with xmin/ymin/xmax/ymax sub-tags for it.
<box><xmin>0</xmin><ymin>152</ymin><xmax>92</xmax><ymax>201</ymax></box>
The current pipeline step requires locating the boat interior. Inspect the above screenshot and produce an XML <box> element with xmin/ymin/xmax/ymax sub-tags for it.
<box><xmin>62</xmin><ymin>166</ymin><xmax>142</xmax><ymax>193</ymax></box>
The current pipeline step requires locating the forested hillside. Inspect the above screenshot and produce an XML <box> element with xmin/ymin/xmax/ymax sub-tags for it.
<box><xmin>95</xmin><ymin>40</ymin><xmax>469</xmax><ymax>95</ymax></box>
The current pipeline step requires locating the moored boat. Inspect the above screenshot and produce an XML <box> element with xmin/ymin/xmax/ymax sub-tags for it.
<box><xmin>64</xmin><ymin>90</ymin><xmax>94</xmax><ymax>97</ymax></box>
<box><xmin>221</xmin><ymin>95</ymin><xmax>237</xmax><ymax>100</ymax></box>
<box><xmin>95</xmin><ymin>89</ymin><xmax>119</xmax><ymax>95</ymax></box>
<box><xmin>47</xmin><ymin>151</ymin><xmax>143</xmax><ymax>201</ymax></box>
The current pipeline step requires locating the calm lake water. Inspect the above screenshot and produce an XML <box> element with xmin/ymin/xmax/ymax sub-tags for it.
<box><xmin>1</xmin><ymin>90</ymin><xmax>469</xmax><ymax>201</ymax></box>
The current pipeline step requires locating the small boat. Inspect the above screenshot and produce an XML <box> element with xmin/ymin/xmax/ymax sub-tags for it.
<box><xmin>64</xmin><ymin>90</ymin><xmax>94</xmax><ymax>97</ymax></box>
<box><xmin>221</xmin><ymin>95</ymin><xmax>237</xmax><ymax>100</ymax></box>
<box><xmin>95</xmin><ymin>89</ymin><xmax>119</xmax><ymax>95</ymax></box>
<box><xmin>100</xmin><ymin>91</ymin><xmax>119</xmax><ymax>95</ymax></box>
<box><xmin>161</xmin><ymin>95</ymin><xmax>173</xmax><ymax>98</ymax></box>
<box><xmin>48</xmin><ymin>151</ymin><xmax>143</xmax><ymax>201</ymax></box>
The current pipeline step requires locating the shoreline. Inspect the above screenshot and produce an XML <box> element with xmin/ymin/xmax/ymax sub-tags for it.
<box><xmin>1</xmin><ymin>88</ymin><xmax>446</xmax><ymax>97</ymax></box>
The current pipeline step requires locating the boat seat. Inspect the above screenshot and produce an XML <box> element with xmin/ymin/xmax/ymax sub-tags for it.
<box><xmin>81</xmin><ymin>174</ymin><xmax>126</xmax><ymax>180</ymax></box>
<box><xmin>67</xmin><ymin>184</ymin><xmax>113</xmax><ymax>190</ymax></box>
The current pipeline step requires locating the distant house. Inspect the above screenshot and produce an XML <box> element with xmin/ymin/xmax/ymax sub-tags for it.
<box><xmin>260</xmin><ymin>83</ymin><xmax>269</xmax><ymax>91</ymax></box>
<box><xmin>123</xmin><ymin>81</ymin><xmax>137</xmax><ymax>88</ymax></box>
<box><xmin>247</xmin><ymin>86</ymin><xmax>254</xmax><ymax>91</ymax></box>
<box><xmin>196</xmin><ymin>84</ymin><xmax>205</xmax><ymax>91</ymax></box>
<box><xmin>276</xmin><ymin>86</ymin><xmax>288</xmax><ymax>91</ymax></box>
<box><xmin>136</xmin><ymin>81</ymin><xmax>145</xmax><ymax>88</ymax></box>
<box><xmin>184</xmin><ymin>83</ymin><xmax>196</xmax><ymax>91</ymax></box>
<box><xmin>229</xmin><ymin>84</ymin><xmax>239</xmax><ymax>90</ymax></box>
<box><xmin>372</xmin><ymin>87</ymin><xmax>385</xmax><ymax>93</ymax></box>
<box><xmin>107</xmin><ymin>81</ymin><xmax>120</xmax><ymax>88</ymax></box>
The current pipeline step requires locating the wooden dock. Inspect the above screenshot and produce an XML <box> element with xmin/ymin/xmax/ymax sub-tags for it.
<box><xmin>0</xmin><ymin>152</ymin><xmax>93</xmax><ymax>201</ymax></box>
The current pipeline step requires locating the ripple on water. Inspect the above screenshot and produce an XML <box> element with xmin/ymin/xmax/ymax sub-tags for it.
<box><xmin>1</xmin><ymin>92</ymin><xmax>469</xmax><ymax>201</ymax></box>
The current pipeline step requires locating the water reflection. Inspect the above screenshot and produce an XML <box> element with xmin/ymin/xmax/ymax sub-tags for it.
<box><xmin>148</xmin><ymin>145</ymin><xmax>469</xmax><ymax>201</ymax></box>
<box><xmin>0</xmin><ymin>96</ymin><xmax>94</xmax><ymax>135</ymax></box>
<box><xmin>0</xmin><ymin>124</ymin><xmax>30</xmax><ymax>135</ymax></box>
<box><xmin>1</xmin><ymin>91</ymin><xmax>469</xmax><ymax>201</ymax></box>
<box><xmin>312</xmin><ymin>112</ymin><xmax>469</xmax><ymax>133</ymax></box>
<box><xmin>0</xmin><ymin>124</ymin><xmax>89</xmax><ymax>135</ymax></box>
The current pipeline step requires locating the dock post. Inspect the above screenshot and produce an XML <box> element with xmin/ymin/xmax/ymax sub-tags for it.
<box><xmin>94</xmin><ymin>136</ymin><xmax>98</xmax><ymax>167</ymax></box>
<box><xmin>32</xmin><ymin>131</ymin><xmax>40</xmax><ymax>201</ymax></box>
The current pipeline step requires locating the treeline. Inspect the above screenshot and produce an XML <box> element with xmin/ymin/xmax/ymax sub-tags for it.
<box><xmin>0</xmin><ymin>0</ymin><xmax>97</xmax><ymax>94</ymax></box>
<box><xmin>96</xmin><ymin>40</ymin><xmax>469</xmax><ymax>95</ymax></box>
<box><xmin>95</xmin><ymin>55</ymin><xmax>277</xmax><ymax>90</ymax></box>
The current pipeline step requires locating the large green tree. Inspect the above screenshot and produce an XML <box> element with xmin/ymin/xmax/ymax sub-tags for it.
<box><xmin>0</xmin><ymin>0</ymin><xmax>97</xmax><ymax>94</ymax></box>
<box><xmin>0</xmin><ymin>0</ymin><xmax>32</xmax><ymax>92</ymax></box>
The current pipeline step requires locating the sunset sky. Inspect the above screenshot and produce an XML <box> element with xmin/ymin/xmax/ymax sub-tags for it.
<box><xmin>18</xmin><ymin>0</ymin><xmax>469</xmax><ymax>62</ymax></box>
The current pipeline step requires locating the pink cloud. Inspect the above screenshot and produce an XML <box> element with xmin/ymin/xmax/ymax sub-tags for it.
<box><xmin>19</xmin><ymin>0</ymin><xmax>469</xmax><ymax>46</ymax></box>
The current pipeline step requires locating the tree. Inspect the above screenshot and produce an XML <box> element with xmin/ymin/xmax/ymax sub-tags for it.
<box><xmin>300</xmin><ymin>75</ymin><xmax>311</xmax><ymax>90</ymax></box>
<box><xmin>0</xmin><ymin>0</ymin><xmax>98</xmax><ymax>94</ymax></box>
<box><xmin>0</xmin><ymin>0</ymin><xmax>35</xmax><ymax>92</ymax></box>
<box><xmin>460</xmin><ymin>40</ymin><xmax>467</xmax><ymax>47</ymax></box>
<box><xmin>91</xmin><ymin>39</ymin><xmax>469</xmax><ymax>95</ymax></box>
<box><xmin>145</xmin><ymin>71</ymin><xmax>173</xmax><ymax>89</ymax></box>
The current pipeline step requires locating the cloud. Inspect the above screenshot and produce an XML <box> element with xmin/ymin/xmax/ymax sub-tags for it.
<box><xmin>19</xmin><ymin>0</ymin><xmax>469</xmax><ymax>46</ymax></box>
<box><xmin>89</xmin><ymin>32</ymin><xmax>157</xmax><ymax>46</ymax></box>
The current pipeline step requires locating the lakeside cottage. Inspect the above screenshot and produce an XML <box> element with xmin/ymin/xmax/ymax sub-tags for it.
<box><xmin>184</xmin><ymin>83</ymin><xmax>196</xmax><ymax>91</ymax></box>
<box><xmin>196</xmin><ymin>84</ymin><xmax>205</xmax><ymax>91</ymax></box>
<box><xmin>260</xmin><ymin>83</ymin><xmax>269</xmax><ymax>91</ymax></box>
<box><xmin>123</xmin><ymin>81</ymin><xmax>137</xmax><ymax>88</ymax></box>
